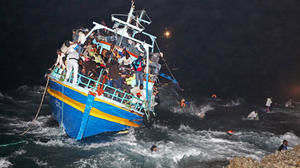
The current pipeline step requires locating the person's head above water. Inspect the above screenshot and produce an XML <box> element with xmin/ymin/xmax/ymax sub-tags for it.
<box><xmin>283</xmin><ymin>140</ymin><xmax>288</xmax><ymax>146</ymax></box>
<box><xmin>150</xmin><ymin>145</ymin><xmax>157</xmax><ymax>152</ymax></box>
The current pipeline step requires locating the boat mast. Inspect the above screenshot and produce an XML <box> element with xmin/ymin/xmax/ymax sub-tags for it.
<box><xmin>118</xmin><ymin>1</ymin><xmax>135</xmax><ymax>46</ymax></box>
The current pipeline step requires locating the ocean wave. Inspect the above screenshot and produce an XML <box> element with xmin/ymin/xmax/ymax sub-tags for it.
<box><xmin>67</xmin><ymin>124</ymin><xmax>272</xmax><ymax>168</ymax></box>
<box><xmin>13</xmin><ymin>149</ymin><xmax>26</xmax><ymax>156</ymax></box>
<box><xmin>223</xmin><ymin>98</ymin><xmax>244</xmax><ymax>107</ymax></box>
<box><xmin>0</xmin><ymin>91</ymin><xmax>13</xmax><ymax>101</ymax></box>
<box><xmin>280</xmin><ymin>132</ymin><xmax>300</xmax><ymax>146</ymax></box>
<box><xmin>171</xmin><ymin>102</ymin><xmax>214</xmax><ymax>118</ymax></box>
<box><xmin>0</xmin><ymin>157</ymin><xmax>12</xmax><ymax>168</ymax></box>
<box><xmin>16</xmin><ymin>85</ymin><xmax>45</xmax><ymax>95</ymax></box>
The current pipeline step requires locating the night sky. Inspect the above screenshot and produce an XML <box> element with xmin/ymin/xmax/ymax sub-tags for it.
<box><xmin>2</xmin><ymin>0</ymin><xmax>300</xmax><ymax>101</ymax></box>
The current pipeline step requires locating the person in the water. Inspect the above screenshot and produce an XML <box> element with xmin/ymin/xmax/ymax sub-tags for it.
<box><xmin>180</xmin><ymin>98</ymin><xmax>186</xmax><ymax>108</ymax></box>
<box><xmin>265</xmin><ymin>97</ymin><xmax>272</xmax><ymax>112</ymax></box>
<box><xmin>150</xmin><ymin>145</ymin><xmax>157</xmax><ymax>152</ymax></box>
<box><xmin>285</xmin><ymin>98</ymin><xmax>294</xmax><ymax>108</ymax></box>
<box><xmin>227</xmin><ymin>130</ymin><xmax>234</xmax><ymax>136</ymax></box>
<box><xmin>247</xmin><ymin>110</ymin><xmax>259</xmax><ymax>120</ymax></box>
<box><xmin>278</xmin><ymin>140</ymin><xmax>288</xmax><ymax>151</ymax></box>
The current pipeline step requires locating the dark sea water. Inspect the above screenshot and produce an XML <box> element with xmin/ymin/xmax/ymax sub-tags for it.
<box><xmin>0</xmin><ymin>85</ymin><xmax>299</xmax><ymax>168</ymax></box>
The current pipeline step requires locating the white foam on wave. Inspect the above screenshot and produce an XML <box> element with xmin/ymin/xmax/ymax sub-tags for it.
<box><xmin>13</xmin><ymin>149</ymin><xmax>26</xmax><ymax>156</ymax></box>
<box><xmin>70</xmin><ymin>124</ymin><xmax>276</xmax><ymax>168</ymax></box>
<box><xmin>280</xmin><ymin>132</ymin><xmax>300</xmax><ymax>146</ymax></box>
<box><xmin>6</xmin><ymin>115</ymin><xmax>64</xmax><ymax>137</ymax></box>
<box><xmin>0</xmin><ymin>157</ymin><xmax>12</xmax><ymax>168</ymax></box>
<box><xmin>17</xmin><ymin>85</ymin><xmax>45</xmax><ymax>94</ymax></box>
<box><xmin>0</xmin><ymin>91</ymin><xmax>13</xmax><ymax>101</ymax></box>
<box><xmin>171</xmin><ymin>102</ymin><xmax>214</xmax><ymax>118</ymax></box>
<box><xmin>224</xmin><ymin>98</ymin><xmax>242</xmax><ymax>107</ymax></box>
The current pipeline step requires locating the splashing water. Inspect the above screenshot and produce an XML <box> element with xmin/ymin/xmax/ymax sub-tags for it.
<box><xmin>0</xmin><ymin>85</ymin><xmax>299</xmax><ymax>167</ymax></box>
<box><xmin>171</xmin><ymin>102</ymin><xmax>214</xmax><ymax>119</ymax></box>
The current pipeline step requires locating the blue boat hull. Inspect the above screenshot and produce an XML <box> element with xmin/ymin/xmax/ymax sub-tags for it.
<box><xmin>47</xmin><ymin>78</ymin><xmax>143</xmax><ymax>140</ymax></box>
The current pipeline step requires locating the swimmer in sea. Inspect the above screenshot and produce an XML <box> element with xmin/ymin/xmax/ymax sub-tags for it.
<box><xmin>150</xmin><ymin>145</ymin><xmax>157</xmax><ymax>152</ymax></box>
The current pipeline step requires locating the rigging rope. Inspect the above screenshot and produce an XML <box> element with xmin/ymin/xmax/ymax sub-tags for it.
<box><xmin>154</xmin><ymin>40</ymin><xmax>176</xmax><ymax>80</ymax></box>
<box><xmin>0</xmin><ymin>140</ymin><xmax>26</xmax><ymax>148</ymax></box>
<box><xmin>20</xmin><ymin>76</ymin><xmax>50</xmax><ymax>136</ymax></box>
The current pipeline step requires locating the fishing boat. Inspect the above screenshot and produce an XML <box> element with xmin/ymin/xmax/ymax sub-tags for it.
<box><xmin>47</xmin><ymin>1</ymin><xmax>174</xmax><ymax>140</ymax></box>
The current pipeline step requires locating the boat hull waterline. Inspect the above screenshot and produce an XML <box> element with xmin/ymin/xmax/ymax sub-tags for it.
<box><xmin>47</xmin><ymin>78</ymin><xmax>143</xmax><ymax>140</ymax></box>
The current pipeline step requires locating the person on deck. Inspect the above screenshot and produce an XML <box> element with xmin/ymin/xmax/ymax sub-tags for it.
<box><xmin>131</xmin><ymin>56</ymin><xmax>145</xmax><ymax>87</ymax></box>
<box><xmin>72</xmin><ymin>29</ymin><xmax>79</xmax><ymax>43</ymax></box>
<box><xmin>65</xmin><ymin>45</ymin><xmax>80</xmax><ymax>85</ymax></box>
<box><xmin>107</xmin><ymin>58</ymin><xmax>122</xmax><ymax>88</ymax></box>
<box><xmin>265</xmin><ymin>97</ymin><xmax>272</xmax><ymax>112</ymax></box>
<box><xmin>119</xmin><ymin>52</ymin><xmax>133</xmax><ymax>67</ymax></box>
<box><xmin>278</xmin><ymin>140</ymin><xmax>288</xmax><ymax>151</ymax></box>
<box><xmin>54</xmin><ymin>49</ymin><xmax>66</xmax><ymax>70</ymax></box>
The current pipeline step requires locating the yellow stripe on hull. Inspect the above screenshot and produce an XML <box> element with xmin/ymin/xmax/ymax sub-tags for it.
<box><xmin>47</xmin><ymin>88</ymin><xmax>140</xmax><ymax>128</ymax></box>
<box><xmin>50</xmin><ymin>78</ymin><xmax>143</xmax><ymax>116</ymax></box>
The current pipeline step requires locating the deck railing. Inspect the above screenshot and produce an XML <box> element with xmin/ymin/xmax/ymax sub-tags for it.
<box><xmin>50</xmin><ymin>67</ymin><xmax>145</xmax><ymax>113</ymax></box>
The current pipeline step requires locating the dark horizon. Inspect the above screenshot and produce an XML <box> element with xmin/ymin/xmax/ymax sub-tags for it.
<box><xmin>2</xmin><ymin>0</ymin><xmax>300</xmax><ymax>101</ymax></box>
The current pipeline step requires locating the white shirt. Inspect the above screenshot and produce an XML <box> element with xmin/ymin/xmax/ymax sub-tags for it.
<box><xmin>135</xmin><ymin>43</ymin><xmax>144</xmax><ymax>53</ymax></box>
<box><xmin>55</xmin><ymin>53</ymin><xmax>65</xmax><ymax>67</ymax></box>
<box><xmin>78</xmin><ymin>32</ymin><xmax>86</xmax><ymax>44</ymax></box>
<box><xmin>67</xmin><ymin>51</ymin><xmax>79</xmax><ymax>61</ymax></box>
<box><xmin>119</xmin><ymin>56</ymin><xmax>133</xmax><ymax>66</ymax></box>
<box><xmin>130</xmin><ymin>86</ymin><xmax>141</xmax><ymax>97</ymax></box>
<box><xmin>247</xmin><ymin>111</ymin><xmax>257</xmax><ymax>118</ymax></box>
<box><xmin>66</xmin><ymin>43</ymin><xmax>78</xmax><ymax>54</ymax></box>
<box><xmin>265</xmin><ymin>98</ymin><xmax>272</xmax><ymax>107</ymax></box>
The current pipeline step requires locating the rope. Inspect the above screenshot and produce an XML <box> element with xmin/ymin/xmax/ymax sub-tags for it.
<box><xmin>154</xmin><ymin>40</ymin><xmax>176</xmax><ymax>80</ymax></box>
<box><xmin>0</xmin><ymin>140</ymin><xmax>26</xmax><ymax>148</ymax></box>
<box><xmin>20</xmin><ymin>76</ymin><xmax>50</xmax><ymax>136</ymax></box>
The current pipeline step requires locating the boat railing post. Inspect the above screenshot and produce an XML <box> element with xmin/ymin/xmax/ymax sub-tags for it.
<box><xmin>93</xmin><ymin>69</ymin><xmax>104</xmax><ymax>92</ymax></box>
<box><xmin>121</xmin><ymin>92</ymin><xmax>127</xmax><ymax>104</ymax></box>
<box><xmin>86</xmin><ymin>79</ymin><xmax>91</xmax><ymax>88</ymax></box>
<box><xmin>112</xmin><ymin>89</ymin><xmax>117</xmax><ymax>100</ymax></box>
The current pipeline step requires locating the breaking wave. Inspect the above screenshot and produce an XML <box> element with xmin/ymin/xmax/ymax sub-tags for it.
<box><xmin>0</xmin><ymin>158</ymin><xmax>13</xmax><ymax>168</ymax></box>
<box><xmin>171</xmin><ymin>102</ymin><xmax>214</xmax><ymax>118</ymax></box>
<box><xmin>1</xmin><ymin>85</ymin><xmax>300</xmax><ymax>167</ymax></box>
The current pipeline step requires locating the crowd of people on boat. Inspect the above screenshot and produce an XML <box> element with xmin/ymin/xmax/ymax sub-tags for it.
<box><xmin>52</xmin><ymin>26</ymin><xmax>162</xmax><ymax>107</ymax></box>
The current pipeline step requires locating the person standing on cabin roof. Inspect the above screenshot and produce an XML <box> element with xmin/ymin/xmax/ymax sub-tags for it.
<box><xmin>265</xmin><ymin>97</ymin><xmax>272</xmax><ymax>113</ymax></box>
<box><xmin>131</xmin><ymin>55</ymin><xmax>145</xmax><ymax>87</ymax></box>
<box><xmin>65</xmin><ymin>41</ymin><xmax>80</xmax><ymax>85</ymax></box>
